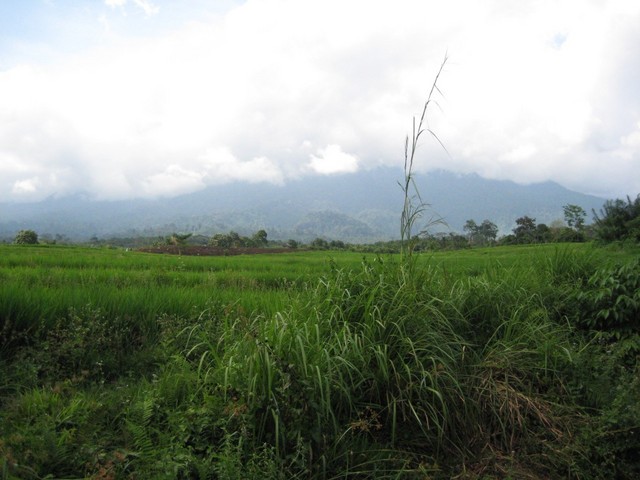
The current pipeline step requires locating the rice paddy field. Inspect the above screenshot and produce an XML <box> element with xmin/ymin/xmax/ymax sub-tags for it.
<box><xmin>1</xmin><ymin>242</ymin><xmax>639</xmax><ymax>479</ymax></box>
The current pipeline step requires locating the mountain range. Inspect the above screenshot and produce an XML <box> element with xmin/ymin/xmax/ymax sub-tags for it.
<box><xmin>0</xmin><ymin>168</ymin><xmax>609</xmax><ymax>243</ymax></box>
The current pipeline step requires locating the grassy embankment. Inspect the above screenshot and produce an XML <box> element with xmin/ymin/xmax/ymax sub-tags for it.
<box><xmin>1</xmin><ymin>243</ymin><xmax>639</xmax><ymax>478</ymax></box>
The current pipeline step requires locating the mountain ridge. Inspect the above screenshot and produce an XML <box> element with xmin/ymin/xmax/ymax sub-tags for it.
<box><xmin>0</xmin><ymin>168</ymin><xmax>608</xmax><ymax>242</ymax></box>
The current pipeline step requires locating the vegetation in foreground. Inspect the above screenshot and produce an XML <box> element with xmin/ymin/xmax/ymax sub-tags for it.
<box><xmin>1</xmin><ymin>243</ymin><xmax>639</xmax><ymax>479</ymax></box>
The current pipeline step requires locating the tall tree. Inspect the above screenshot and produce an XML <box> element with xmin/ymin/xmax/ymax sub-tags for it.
<box><xmin>513</xmin><ymin>216</ymin><xmax>537</xmax><ymax>243</ymax></box>
<box><xmin>478</xmin><ymin>219</ymin><xmax>499</xmax><ymax>244</ymax></box>
<box><xmin>228</xmin><ymin>231</ymin><xmax>242</xmax><ymax>247</ymax></box>
<box><xmin>252</xmin><ymin>229</ymin><xmax>268</xmax><ymax>246</ymax></box>
<box><xmin>563</xmin><ymin>204</ymin><xmax>587</xmax><ymax>231</ymax></box>
<box><xmin>463</xmin><ymin>219</ymin><xmax>478</xmax><ymax>244</ymax></box>
<box><xmin>464</xmin><ymin>219</ymin><xmax>498</xmax><ymax>246</ymax></box>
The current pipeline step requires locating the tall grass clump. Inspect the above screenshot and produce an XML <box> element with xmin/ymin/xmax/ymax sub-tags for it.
<box><xmin>186</xmin><ymin>253</ymin><xmax>583</xmax><ymax>478</ymax></box>
<box><xmin>197</xmin><ymin>256</ymin><xmax>467</xmax><ymax>477</ymax></box>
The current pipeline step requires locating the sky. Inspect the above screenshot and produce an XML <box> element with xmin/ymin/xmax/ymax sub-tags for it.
<box><xmin>0</xmin><ymin>0</ymin><xmax>639</xmax><ymax>203</ymax></box>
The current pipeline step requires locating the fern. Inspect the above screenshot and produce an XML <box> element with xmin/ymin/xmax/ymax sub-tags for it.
<box><xmin>126</xmin><ymin>394</ymin><xmax>156</xmax><ymax>460</ymax></box>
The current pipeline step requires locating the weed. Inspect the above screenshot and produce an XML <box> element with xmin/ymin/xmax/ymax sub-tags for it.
<box><xmin>400</xmin><ymin>56</ymin><xmax>448</xmax><ymax>260</ymax></box>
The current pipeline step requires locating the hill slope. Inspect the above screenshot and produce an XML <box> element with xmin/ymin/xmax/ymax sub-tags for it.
<box><xmin>0</xmin><ymin>168</ymin><xmax>607</xmax><ymax>242</ymax></box>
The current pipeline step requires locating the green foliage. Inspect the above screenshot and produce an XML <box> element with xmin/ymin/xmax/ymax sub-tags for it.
<box><xmin>555</xmin><ymin>225</ymin><xmax>586</xmax><ymax>243</ymax></box>
<box><xmin>593</xmin><ymin>194</ymin><xmax>640</xmax><ymax>243</ymax></box>
<box><xmin>503</xmin><ymin>215</ymin><xmax>583</xmax><ymax>245</ymax></box>
<box><xmin>563</xmin><ymin>204</ymin><xmax>587</xmax><ymax>231</ymax></box>
<box><xmin>573</xmin><ymin>259</ymin><xmax>640</xmax><ymax>338</ymax></box>
<box><xmin>166</xmin><ymin>232</ymin><xmax>192</xmax><ymax>251</ymax></box>
<box><xmin>513</xmin><ymin>215</ymin><xmax>537</xmax><ymax>243</ymax></box>
<box><xmin>0</xmin><ymin>244</ymin><xmax>321</xmax><ymax>355</ymax></box>
<box><xmin>13</xmin><ymin>230</ymin><xmax>38</xmax><ymax>245</ymax></box>
<box><xmin>38</xmin><ymin>306</ymin><xmax>156</xmax><ymax>381</ymax></box>
<box><xmin>310</xmin><ymin>237</ymin><xmax>329</xmax><ymax>249</ymax></box>
<box><xmin>210</xmin><ymin>229</ymin><xmax>271</xmax><ymax>248</ymax></box>
<box><xmin>196</xmin><ymin>254</ymin><xmax>588</xmax><ymax>477</ymax></box>
<box><xmin>563</xmin><ymin>258</ymin><xmax>640</xmax><ymax>478</ymax></box>
<box><xmin>253</xmin><ymin>229</ymin><xmax>268</xmax><ymax>246</ymax></box>
<box><xmin>0</xmin><ymin>385</ymin><xmax>129</xmax><ymax>479</ymax></box>
<box><xmin>214</xmin><ymin>438</ymin><xmax>285</xmax><ymax>480</ymax></box>
<box><xmin>210</xmin><ymin>259</ymin><xmax>455</xmax><ymax>475</ymax></box>
<box><xmin>464</xmin><ymin>219</ymin><xmax>499</xmax><ymax>246</ymax></box>
<box><xmin>481</xmin><ymin>220</ymin><xmax>498</xmax><ymax>243</ymax></box>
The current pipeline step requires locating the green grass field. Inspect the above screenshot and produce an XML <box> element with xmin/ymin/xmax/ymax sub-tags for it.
<box><xmin>1</xmin><ymin>243</ymin><xmax>638</xmax><ymax>479</ymax></box>
<box><xmin>1</xmin><ymin>242</ymin><xmax>631</xmax><ymax>329</ymax></box>
<box><xmin>0</xmin><ymin>245</ymin><xmax>339</xmax><ymax>334</ymax></box>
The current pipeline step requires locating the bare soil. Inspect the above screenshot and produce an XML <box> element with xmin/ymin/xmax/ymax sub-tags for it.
<box><xmin>137</xmin><ymin>245</ymin><xmax>296</xmax><ymax>256</ymax></box>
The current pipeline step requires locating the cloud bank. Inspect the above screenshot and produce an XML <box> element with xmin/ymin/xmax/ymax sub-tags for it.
<box><xmin>0</xmin><ymin>0</ymin><xmax>638</xmax><ymax>202</ymax></box>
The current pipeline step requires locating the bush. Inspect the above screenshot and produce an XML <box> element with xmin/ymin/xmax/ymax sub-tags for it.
<box><xmin>14</xmin><ymin>229</ymin><xmax>38</xmax><ymax>245</ymax></box>
<box><xmin>593</xmin><ymin>195</ymin><xmax>640</xmax><ymax>243</ymax></box>
<box><xmin>573</xmin><ymin>259</ymin><xmax>640</xmax><ymax>339</ymax></box>
<box><xmin>566</xmin><ymin>258</ymin><xmax>640</xmax><ymax>478</ymax></box>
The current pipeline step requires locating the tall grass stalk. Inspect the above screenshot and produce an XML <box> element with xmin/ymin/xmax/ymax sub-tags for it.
<box><xmin>400</xmin><ymin>55</ymin><xmax>448</xmax><ymax>261</ymax></box>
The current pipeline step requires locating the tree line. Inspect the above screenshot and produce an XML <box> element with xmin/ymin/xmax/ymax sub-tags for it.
<box><xmin>10</xmin><ymin>195</ymin><xmax>640</xmax><ymax>250</ymax></box>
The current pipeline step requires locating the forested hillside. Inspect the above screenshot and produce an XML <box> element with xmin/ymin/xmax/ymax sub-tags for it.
<box><xmin>0</xmin><ymin>168</ymin><xmax>606</xmax><ymax>242</ymax></box>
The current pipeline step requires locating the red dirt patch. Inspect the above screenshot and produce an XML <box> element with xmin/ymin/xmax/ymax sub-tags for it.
<box><xmin>137</xmin><ymin>245</ymin><xmax>296</xmax><ymax>256</ymax></box>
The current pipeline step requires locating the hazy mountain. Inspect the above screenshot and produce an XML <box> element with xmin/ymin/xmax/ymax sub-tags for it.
<box><xmin>0</xmin><ymin>168</ymin><xmax>608</xmax><ymax>243</ymax></box>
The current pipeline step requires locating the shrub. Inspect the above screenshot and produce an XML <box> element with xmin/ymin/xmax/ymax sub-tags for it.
<box><xmin>14</xmin><ymin>229</ymin><xmax>38</xmax><ymax>245</ymax></box>
<box><xmin>566</xmin><ymin>258</ymin><xmax>640</xmax><ymax>478</ymax></box>
<box><xmin>573</xmin><ymin>259</ymin><xmax>640</xmax><ymax>339</ymax></box>
<box><xmin>592</xmin><ymin>195</ymin><xmax>640</xmax><ymax>243</ymax></box>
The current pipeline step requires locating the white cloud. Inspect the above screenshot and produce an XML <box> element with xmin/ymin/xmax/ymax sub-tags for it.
<box><xmin>0</xmin><ymin>0</ymin><xmax>639</xmax><ymax>202</ymax></box>
<box><xmin>308</xmin><ymin>145</ymin><xmax>359</xmax><ymax>175</ymax></box>
<box><xmin>141</xmin><ymin>165</ymin><xmax>205</xmax><ymax>197</ymax></box>
<box><xmin>620</xmin><ymin>122</ymin><xmax>640</xmax><ymax>153</ymax></box>
<box><xmin>200</xmin><ymin>148</ymin><xmax>284</xmax><ymax>185</ymax></box>
<box><xmin>98</xmin><ymin>14</ymin><xmax>112</xmax><ymax>34</ymax></box>
<box><xmin>104</xmin><ymin>0</ymin><xmax>159</xmax><ymax>16</ymax></box>
<box><xmin>12</xmin><ymin>178</ymin><xmax>39</xmax><ymax>195</ymax></box>
<box><xmin>132</xmin><ymin>0</ymin><xmax>159</xmax><ymax>16</ymax></box>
